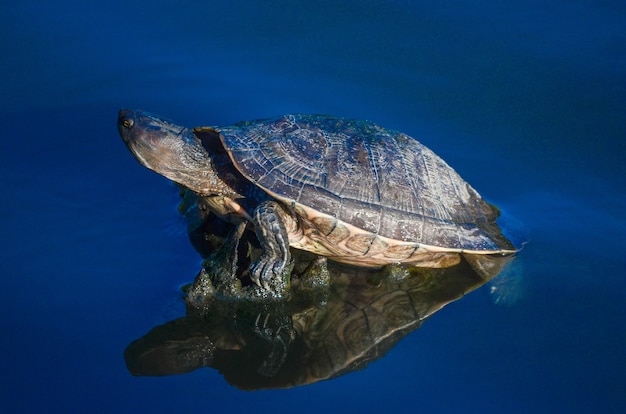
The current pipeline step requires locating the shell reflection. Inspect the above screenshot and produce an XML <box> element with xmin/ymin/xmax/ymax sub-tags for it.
<box><xmin>124</xmin><ymin>189</ymin><xmax>514</xmax><ymax>389</ymax></box>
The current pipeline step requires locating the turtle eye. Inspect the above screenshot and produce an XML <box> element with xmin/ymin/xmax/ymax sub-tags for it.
<box><xmin>123</xmin><ymin>119</ymin><xmax>134</xmax><ymax>129</ymax></box>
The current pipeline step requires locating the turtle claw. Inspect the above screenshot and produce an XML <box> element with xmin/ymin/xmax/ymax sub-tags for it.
<box><xmin>250</xmin><ymin>255</ymin><xmax>288</xmax><ymax>290</ymax></box>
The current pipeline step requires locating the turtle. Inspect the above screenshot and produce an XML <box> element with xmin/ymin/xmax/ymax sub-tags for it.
<box><xmin>117</xmin><ymin>109</ymin><xmax>516</xmax><ymax>291</ymax></box>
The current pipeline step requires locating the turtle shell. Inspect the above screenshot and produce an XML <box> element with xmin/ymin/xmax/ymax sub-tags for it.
<box><xmin>216</xmin><ymin>114</ymin><xmax>514</xmax><ymax>255</ymax></box>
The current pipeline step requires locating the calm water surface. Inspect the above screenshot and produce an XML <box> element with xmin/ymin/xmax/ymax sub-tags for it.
<box><xmin>2</xmin><ymin>1</ymin><xmax>625</xmax><ymax>412</ymax></box>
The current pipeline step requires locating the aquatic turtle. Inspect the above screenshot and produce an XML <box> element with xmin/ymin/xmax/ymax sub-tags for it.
<box><xmin>118</xmin><ymin>110</ymin><xmax>515</xmax><ymax>290</ymax></box>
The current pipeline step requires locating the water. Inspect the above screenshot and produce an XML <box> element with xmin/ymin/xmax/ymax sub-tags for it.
<box><xmin>2</xmin><ymin>0</ymin><xmax>625</xmax><ymax>412</ymax></box>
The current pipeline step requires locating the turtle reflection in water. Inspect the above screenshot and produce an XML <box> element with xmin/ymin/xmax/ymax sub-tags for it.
<box><xmin>124</xmin><ymin>191</ymin><xmax>515</xmax><ymax>390</ymax></box>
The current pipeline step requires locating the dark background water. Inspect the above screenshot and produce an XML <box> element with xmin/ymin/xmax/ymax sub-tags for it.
<box><xmin>2</xmin><ymin>0</ymin><xmax>625</xmax><ymax>412</ymax></box>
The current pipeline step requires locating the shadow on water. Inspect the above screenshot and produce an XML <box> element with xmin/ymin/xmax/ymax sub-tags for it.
<box><xmin>124</xmin><ymin>189</ymin><xmax>515</xmax><ymax>390</ymax></box>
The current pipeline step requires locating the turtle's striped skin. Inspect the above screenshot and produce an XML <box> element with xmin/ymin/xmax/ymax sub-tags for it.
<box><xmin>118</xmin><ymin>110</ymin><xmax>515</xmax><ymax>291</ymax></box>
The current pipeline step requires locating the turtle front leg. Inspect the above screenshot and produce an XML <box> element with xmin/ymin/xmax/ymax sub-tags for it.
<box><xmin>250</xmin><ymin>201</ymin><xmax>293</xmax><ymax>292</ymax></box>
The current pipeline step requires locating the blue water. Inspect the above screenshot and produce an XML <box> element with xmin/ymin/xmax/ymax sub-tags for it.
<box><xmin>2</xmin><ymin>0</ymin><xmax>625</xmax><ymax>412</ymax></box>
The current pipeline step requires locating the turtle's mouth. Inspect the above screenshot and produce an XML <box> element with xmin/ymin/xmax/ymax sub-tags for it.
<box><xmin>118</xmin><ymin>109</ymin><xmax>187</xmax><ymax>170</ymax></box>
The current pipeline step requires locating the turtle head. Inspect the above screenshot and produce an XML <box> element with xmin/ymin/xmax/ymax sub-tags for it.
<box><xmin>118</xmin><ymin>109</ymin><xmax>228</xmax><ymax>195</ymax></box>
